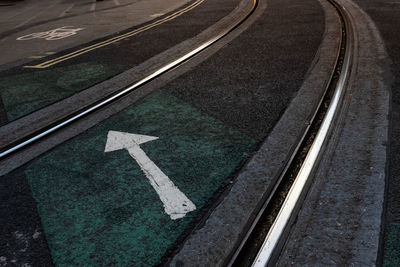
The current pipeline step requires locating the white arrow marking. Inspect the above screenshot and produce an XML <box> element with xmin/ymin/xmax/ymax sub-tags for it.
<box><xmin>104</xmin><ymin>130</ymin><xmax>196</xmax><ymax>219</ymax></box>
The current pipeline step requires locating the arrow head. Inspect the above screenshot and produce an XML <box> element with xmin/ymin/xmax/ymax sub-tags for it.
<box><xmin>104</xmin><ymin>131</ymin><xmax>159</xmax><ymax>152</ymax></box>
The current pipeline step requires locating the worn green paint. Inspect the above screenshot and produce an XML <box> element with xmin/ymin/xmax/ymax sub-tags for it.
<box><xmin>0</xmin><ymin>62</ymin><xmax>123</xmax><ymax>121</ymax></box>
<box><xmin>25</xmin><ymin>92</ymin><xmax>255</xmax><ymax>266</ymax></box>
<box><xmin>384</xmin><ymin>223</ymin><xmax>400</xmax><ymax>267</ymax></box>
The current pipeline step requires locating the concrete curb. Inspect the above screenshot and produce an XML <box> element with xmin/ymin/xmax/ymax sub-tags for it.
<box><xmin>168</xmin><ymin>0</ymin><xmax>341</xmax><ymax>265</ymax></box>
<box><xmin>277</xmin><ymin>0</ymin><xmax>391</xmax><ymax>264</ymax></box>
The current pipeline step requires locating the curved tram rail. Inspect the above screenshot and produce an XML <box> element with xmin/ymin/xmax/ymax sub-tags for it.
<box><xmin>0</xmin><ymin>0</ymin><xmax>258</xmax><ymax>159</ymax></box>
<box><xmin>231</xmin><ymin>0</ymin><xmax>356</xmax><ymax>265</ymax></box>
<box><xmin>1</xmin><ymin>0</ymin><xmax>355</xmax><ymax>264</ymax></box>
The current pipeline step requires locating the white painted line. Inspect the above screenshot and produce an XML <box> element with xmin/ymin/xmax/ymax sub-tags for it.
<box><xmin>13</xmin><ymin>1</ymin><xmax>57</xmax><ymax>29</ymax></box>
<box><xmin>59</xmin><ymin>3</ymin><xmax>75</xmax><ymax>18</ymax></box>
<box><xmin>105</xmin><ymin>131</ymin><xmax>196</xmax><ymax>220</ymax></box>
<box><xmin>113</xmin><ymin>0</ymin><xmax>121</xmax><ymax>6</ymax></box>
<box><xmin>3</xmin><ymin>4</ymin><xmax>36</xmax><ymax>20</ymax></box>
<box><xmin>13</xmin><ymin>12</ymin><xmax>41</xmax><ymax>29</ymax></box>
<box><xmin>90</xmin><ymin>2</ymin><xmax>96</xmax><ymax>12</ymax></box>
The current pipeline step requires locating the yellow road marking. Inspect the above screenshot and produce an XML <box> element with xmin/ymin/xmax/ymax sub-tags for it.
<box><xmin>24</xmin><ymin>0</ymin><xmax>205</xmax><ymax>69</ymax></box>
<box><xmin>29</xmin><ymin>55</ymin><xmax>45</xmax><ymax>59</ymax></box>
<box><xmin>150</xmin><ymin>13</ymin><xmax>165</xmax><ymax>18</ymax></box>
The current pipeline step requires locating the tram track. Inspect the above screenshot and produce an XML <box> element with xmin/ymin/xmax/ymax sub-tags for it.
<box><xmin>0</xmin><ymin>0</ymin><xmax>380</xmax><ymax>264</ymax></box>
<box><xmin>230</xmin><ymin>0</ymin><xmax>355</xmax><ymax>265</ymax></box>
<box><xmin>1</xmin><ymin>0</ymin><xmax>354</xmax><ymax>263</ymax></box>
<box><xmin>0</xmin><ymin>0</ymin><xmax>258</xmax><ymax>161</ymax></box>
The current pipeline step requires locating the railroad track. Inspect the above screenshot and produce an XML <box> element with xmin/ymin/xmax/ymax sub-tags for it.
<box><xmin>0</xmin><ymin>0</ymin><xmax>258</xmax><ymax>160</ymax></box>
<box><xmin>230</xmin><ymin>0</ymin><xmax>355</xmax><ymax>265</ymax></box>
<box><xmin>1</xmin><ymin>0</ymin><xmax>355</xmax><ymax>265</ymax></box>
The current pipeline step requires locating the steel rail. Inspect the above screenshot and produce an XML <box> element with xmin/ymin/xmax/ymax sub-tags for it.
<box><xmin>251</xmin><ymin>0</ymin><xmax>354</xmax><ymax>265</ymax></box>
<box><xmin>0</xmin><ymin>0</ymin><xmax>258</xmax><ymax>159</ymax></box>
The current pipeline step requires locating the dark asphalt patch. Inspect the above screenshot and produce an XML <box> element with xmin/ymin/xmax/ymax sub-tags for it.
<box><xmin>0</xmin><ymin>97</ymin><xmax>7</xmax><ymax>125</ymax></box>
<box><xmin>0</xmin><ymin>168</ymin><xmax>53</xmax><ymax>266</ymax></box>
<box><xmin>0</xmin><ymin>0</ymin><xmax>240</xmax><ymax>123</ymax></box>
<box><xmin>165</xmin><ymin>0</ymin><xmax>325</xmax><ymax>141</ymax></box>
<box><xmin>8</xmin><ymin>91</ymin><xmax>254</xmax><ymax>265</ymax></box>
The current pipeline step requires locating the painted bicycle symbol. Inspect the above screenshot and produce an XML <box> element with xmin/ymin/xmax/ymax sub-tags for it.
<box><xmin>17</xmin><ymin>26</ymin><xmax>84</xmax><ymax>41</ymax></box>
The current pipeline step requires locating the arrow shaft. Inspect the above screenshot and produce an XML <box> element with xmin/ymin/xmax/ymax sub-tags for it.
<box><xmin>127</xmin><ymin>145</ymin><xmax>196</xmax><ymax>220</ymax></box>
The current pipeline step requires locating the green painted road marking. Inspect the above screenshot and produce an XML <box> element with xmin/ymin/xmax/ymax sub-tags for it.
<box><xmin>25</xmin><ymin>91</ymin><xmax>255</xmax><ymax>266</ymax></box>
<box><xmin>384</xmin><ymin>223</ymin><xmax>400</xmax><ymax>266</ymax></box>
<box><xmin>0</xmin><ymin>62</ymin><xmax>123</xmax><ymax>121</ymax></box>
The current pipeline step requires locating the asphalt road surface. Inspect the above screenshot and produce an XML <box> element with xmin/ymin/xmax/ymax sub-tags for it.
<box><xmin>0</xmin><ymin>0</ymin><xmax>191</xmax><ymax>66</ymax></box>
<box><xmin>1</xmin><ymin>0</ymin><xmax>399</xmax><ymax>265</ymax></box>
<box><xmin>0</xmin><ymin>0</ymin><xmax>325</xmax><ymax>265</ymax></box>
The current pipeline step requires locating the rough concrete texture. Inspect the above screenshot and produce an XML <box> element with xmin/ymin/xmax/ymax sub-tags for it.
<box><xmin>348</xmin><ymin>0</ymin><xmax>400</xmax><ymax>264</ymax></box>
<box><xmin>277</xmin><ymin>0</ymin><xmax>391</xmax><ymax>265</ymax></box>
<box><xmin>169</xmin><ymin>0</ymin><xmax>339</xmax><ymax>265</ymax></box>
